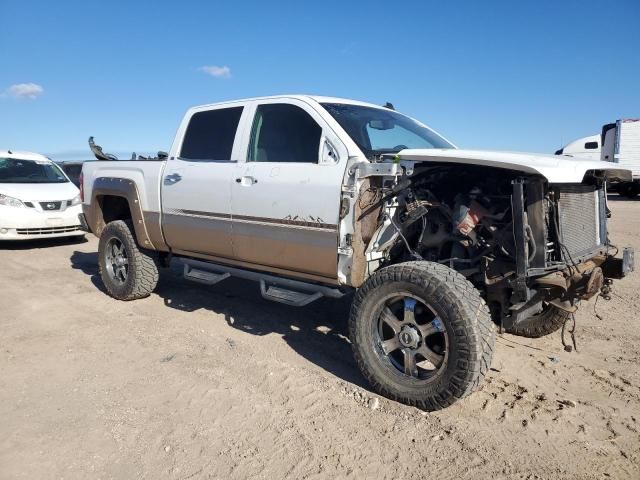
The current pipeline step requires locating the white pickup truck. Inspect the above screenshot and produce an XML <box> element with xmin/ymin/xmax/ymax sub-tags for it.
<box><xmin>80</xmin><ymin>95</ymin><xmax>634</xmax><ymax>410</ymax></box>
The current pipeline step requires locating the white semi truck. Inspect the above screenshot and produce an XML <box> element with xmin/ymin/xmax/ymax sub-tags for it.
<box><xmin>555</xmin><ymin>134</ymin><xmax>601</xmax><ymax>160</ymax></box>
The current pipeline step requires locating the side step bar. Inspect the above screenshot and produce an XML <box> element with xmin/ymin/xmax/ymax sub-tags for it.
<box><xmin>183</xmin><ymin>265</ymin><xmax>230</xmax><ymax>286</ymax></box>
<box><xmin>180</xmin><ymin>258</ymin><xmax>345</xmax><ymax>307</ymax></box>
<box><xmin>260</xmin><ymin>281</ymin><xmax>323</xmax><ymax>307</ymax></box>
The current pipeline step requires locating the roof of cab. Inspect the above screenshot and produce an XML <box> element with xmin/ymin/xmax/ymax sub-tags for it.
<box><xmin>188</xmin><ymin>94</ymin><xmax>387</xmax><ymax>111</ymax></box>
<box><xmin>0</xmin><ymin>150</ymin><xmax>51</xmax><ymax>162</ymax></box>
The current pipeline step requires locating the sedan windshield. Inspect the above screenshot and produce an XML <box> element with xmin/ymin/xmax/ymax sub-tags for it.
<box><xmin>322</xmin><ymin>103</ymin><xmax>454</xmax><ymax>160</ymax></box>
<box><xmin>0</xmin><ymin>158</ymin><xmax>68</xmax><ymax>183</ymax></box>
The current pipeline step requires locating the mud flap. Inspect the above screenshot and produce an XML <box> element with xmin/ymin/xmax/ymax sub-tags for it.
<box><xmin>78</xmin><ymin>213</ymin><xmax>91</xmax><ymax>233</ymax></box>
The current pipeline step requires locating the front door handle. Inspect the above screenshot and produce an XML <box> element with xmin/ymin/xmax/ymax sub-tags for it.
<box><xmin>235</xmin><ymin>176</ymin><xmax>258</xmax><ymax>186</ymax></box>
<box><xmin>164</xmin><ymin>173</ymin><xmax>182</xmax><ymax>185</ymax></box>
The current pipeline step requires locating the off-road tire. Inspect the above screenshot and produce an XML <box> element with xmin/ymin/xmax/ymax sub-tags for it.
<box><xmin>505</xmin><ymin>304</ymin><xmax>569</xmax><ymax>338</ymax></box>
<box><xmin>619</xmin><ymin>183</ymin><xmax>639</xmax><ymax>199</ymax></box>
<box><xmin>98</xmin><ymin>220</ymin><xmax>159</xmax><ymax>300</ymax></box>
<box><xmin>349</xmin><ymin>261</ymin><xmax>495</xmax><ymax>411</ymax></box>
<box><xmin>625</xmin><ymin>188</ymin><xmax>639</xmax><ymax>199</ymax></box>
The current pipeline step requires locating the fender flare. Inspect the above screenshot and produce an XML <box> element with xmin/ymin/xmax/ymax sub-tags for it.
<box><xmin>84</xmin><ymin>177</ymin><xmax>162</xmax><ymax>250</ymax></box>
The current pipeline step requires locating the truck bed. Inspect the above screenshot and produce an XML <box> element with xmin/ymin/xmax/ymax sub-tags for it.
<box><xmin>81</xmin><ymin>160</ymin><xmax>166</xmax><ymax>218</ymax></box>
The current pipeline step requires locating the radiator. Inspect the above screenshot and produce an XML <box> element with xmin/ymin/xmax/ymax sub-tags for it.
<box><xmin>557</xmin><ymin>185</ymin><xmax>602</xmax><ymax>258</ymax></box>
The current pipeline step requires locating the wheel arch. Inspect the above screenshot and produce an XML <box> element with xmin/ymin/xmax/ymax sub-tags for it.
<box><xmin>85</xmin><ymin>177</ymin><xmax>164</xmax><ymax>250</ymax></box>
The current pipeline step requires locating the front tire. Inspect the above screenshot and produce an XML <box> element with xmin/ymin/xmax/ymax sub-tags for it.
<box><xmin>505</xmin><ymin>304</ymin><xmax>569</xmax><ymax>338</ymax></box>
<box><xmin>98</xmin><ymin>220</ymin><xmax>159</xmax><ymax>300</ymax></box>
<box><xmin>349</xmin><ymin>261</ymin><xmax>495</xmax><ymax>411</ymax></box>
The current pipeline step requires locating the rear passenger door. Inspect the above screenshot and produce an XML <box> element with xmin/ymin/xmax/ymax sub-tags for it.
<box><xmin>161</xmin><ymin>104</ymin><xmax>246</xmax><ymax>259</ymax></box>
<box><xmin>230</xmin><ymin>99</ymin><xmax>347</xmax><ymax>279</ymax></box>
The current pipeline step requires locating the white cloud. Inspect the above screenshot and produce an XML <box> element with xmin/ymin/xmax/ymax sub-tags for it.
<box><xmin>3</xmin><ymin>82</ymin><xmax>44</xmax><ymax>100</ymax></box>
<box><xmin>199</xmin><ymin>65</ymin><xmax>231</xmax><ymax>79</ymax></box>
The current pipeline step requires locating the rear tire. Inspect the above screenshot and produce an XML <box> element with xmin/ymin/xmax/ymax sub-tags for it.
<box><xmin>505</xmin><ymin>304</ymin><xmax>569</xmax><ymax>338</ymax></box>
<box><xmin>619</xmin><ymin>183</ymin><xmax>639</xmax><ymax>199</ymax></box>
<box><xmin>626</xmin><ymin>185</ymin><xmax>639</xmax><ymax>199</ymax></box>
<box><xmin>98</xmin><ymin>220</ymin><xmax>159</xmax><ymax>300</ymax></box>
<box><xmin>349</xmin><ymin>261</ymin><xmax>495</xmax><ymax>411</ymax></box>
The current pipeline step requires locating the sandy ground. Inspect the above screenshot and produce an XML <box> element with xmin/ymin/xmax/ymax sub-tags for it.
<box><xmin>1</xmin><ymin>198</ymin><xmax>639</xmax><ymax>480</ymax></box>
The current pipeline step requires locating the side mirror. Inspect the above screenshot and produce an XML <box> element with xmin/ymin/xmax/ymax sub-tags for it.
<box><xmin>157</xmin><ymin>151</ymin><xmax>169</xmax><ymax>160</ymax></box>
<box><xmin>320</xmin><ymin>138</ymin><xmax>339</xmax><ymax>165</ymax></box>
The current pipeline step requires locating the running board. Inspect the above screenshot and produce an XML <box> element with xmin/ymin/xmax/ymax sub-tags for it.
<box><xmin>260</xmin><ymin>281</ymin><xmax>323</xmax><ymax>307</ymax></box>
<box><xmin>183</xmin><ymin>264</ymin><xmax>230</xmax><ymax>285</ymax></box>
<box><xmin>179</xmin><ymin>257</ymin><xmax>345</xmax><ymax>307</ymax></box>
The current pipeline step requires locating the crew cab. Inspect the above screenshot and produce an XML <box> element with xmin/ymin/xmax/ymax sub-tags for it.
<box><xmin>80</xmin><ymin>95</ymin><xmax>634</xmax><ymax>410</ymax></box>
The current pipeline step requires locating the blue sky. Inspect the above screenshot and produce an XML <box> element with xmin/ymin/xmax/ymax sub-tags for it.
<box><xmin>1</xmin><ymin>0</ymin><xmax>638</xmax><ymax>160</ymax></box>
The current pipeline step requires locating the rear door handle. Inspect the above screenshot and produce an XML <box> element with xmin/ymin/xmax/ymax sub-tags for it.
<box><xmin>164</xmin><ymin>173</ymin><xmax>182</xmax><ymax>185</ymax></box>
<box><xmin>235</xmin><ymin>176</ymin><xmax>258</xmax><ymax>185</ymax></box>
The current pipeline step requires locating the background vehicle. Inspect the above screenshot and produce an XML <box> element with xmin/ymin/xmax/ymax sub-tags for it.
<box><xmin>601</xmin><ymin>119</ymin><xmax>640</xmax><ymax>198</ymax></box>
<box><xmin>56</xmin><ymin>160</ymin><xmax>85</xmax><ymax>187</ymax></box>
<box><xmin>0</xmin><ymin>151</ymin><xmax>84</xmax><ymax>240</ymax></box>
<box><xmin>555</xmin><ymin>134</ymin><xmax>600</xmax><ymax>160</ymax></box>
<box><xmin>80</xmin><ymin>95</ymin><xmax>634</xmax><ymax>410</ymax></box>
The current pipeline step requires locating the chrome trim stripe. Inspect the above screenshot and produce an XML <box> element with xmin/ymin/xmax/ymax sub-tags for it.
<box><xmin>234</xmin><ymin>214</ymin><xmax>336</xmax><ymax>231</ymax></box>
<box><xmin>164</xmin><ymin>208</ymin><xmax>231</xmax><ymax>221</ymax></box>
<box><xmin>164</xmin><ymin>208</ymin><xmax>337</xmax><ymax>231</ymax></box>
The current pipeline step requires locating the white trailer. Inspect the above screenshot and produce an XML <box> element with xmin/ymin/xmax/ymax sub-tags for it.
<box><xmin>601</xmin><ymin>119</ymin><xmax>640</xmax><ymax>197</ymax></box>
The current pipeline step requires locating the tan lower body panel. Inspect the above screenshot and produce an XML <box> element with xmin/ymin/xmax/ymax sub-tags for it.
<box><xmin>161</xmin><ymin>211</ymin><xmax>233</xmax><ymax>259</ymax></box>
<box><xmin>142</xmin><ymin>211</ymin><xmax>169</xmax><ymax>252</ymax></box>
<box><xmin>159</xmin><ymin>209</ymin><xmax>339</xmax><ymax>282</ymax></box>
<box><xmin>232</xmin><ymin>219</ymin><xmax>338</xmax><ymax>279</ymax></box>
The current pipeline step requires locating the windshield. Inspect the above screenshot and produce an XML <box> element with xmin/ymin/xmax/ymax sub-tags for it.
<box><xmin>0</xmin><ymin>158</ymin><xmax>68</xmax><ymax>184</ymax></box>
<box><xmin>321</xmin><ymin>103</ymin><xmax>454</xmax><ymax>160</ymax></box>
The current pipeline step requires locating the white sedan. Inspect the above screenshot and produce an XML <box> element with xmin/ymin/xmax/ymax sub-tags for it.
<box><xmin>0</xmin><ymin>151</ymin><xmax>84</xmax><ymax>240</ymax></box>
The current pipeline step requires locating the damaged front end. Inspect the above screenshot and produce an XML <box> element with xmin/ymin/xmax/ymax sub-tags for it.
<box><xmin>500</xmin><ymin>177</ymin><xmax>634</xmax><ymax>329</ymax></box>
<box><xmin>356</xmin><ymin>160</ymin><xmax>634</xmax><ymax>330</ymax></box>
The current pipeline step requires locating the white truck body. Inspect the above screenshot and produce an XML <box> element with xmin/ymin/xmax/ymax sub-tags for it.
<box><xmin>81</xmin><ymin>95</ymin><xmax>632</xmax><ymax>285</ymax></box>
<box><xmin>81</xmin><ymin>95</ymin><xmax>631</xmax><ymax>285</ymax></box>
<box><xmin>79</xmin><ymin>95</ymin><xmax>635</xmax><ymax>411</ymax></box>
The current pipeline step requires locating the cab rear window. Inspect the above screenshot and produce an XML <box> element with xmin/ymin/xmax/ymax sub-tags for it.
<box><xmin>180</xmin><ymin>107</ymin><xmax>243</xmax><ymax>161</ymax></box>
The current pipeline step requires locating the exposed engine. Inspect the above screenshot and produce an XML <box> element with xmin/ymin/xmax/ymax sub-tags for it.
<box><xmin>366</xmin><ymin>163</ymin><xmax>627</xmax><ymax>328</ymax></box>
<box><xmin>382</xmin><ymin>164</ymin><xmax>518</xmax><ymax>276</ymax></box>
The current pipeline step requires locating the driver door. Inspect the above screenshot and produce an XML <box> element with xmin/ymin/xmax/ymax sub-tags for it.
<box><xmin>230</xmin><ymin>99</ymin><xmax>347</xmax><ymax>279</ymax></box>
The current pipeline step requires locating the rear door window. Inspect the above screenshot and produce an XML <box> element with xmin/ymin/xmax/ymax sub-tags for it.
<box><xmin>180</xmin><ymin>106</ymin><xmax>243</xmax><ymax>161</ymax></box>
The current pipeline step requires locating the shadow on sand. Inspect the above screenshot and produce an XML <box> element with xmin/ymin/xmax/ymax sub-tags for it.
<box><xmin>69</xmin><ymin>250</ymin><xmax>366</xmax><ymax>388</ymax></box>
<box><xmin>0</xmin><ymin>235</ymin><xmax>87</xmax><ymax>250</ymax></box>
<box><xmin>607</xmin><ymin>193</ymin><xmax>640</xmax><ymax>202</ymax></box>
